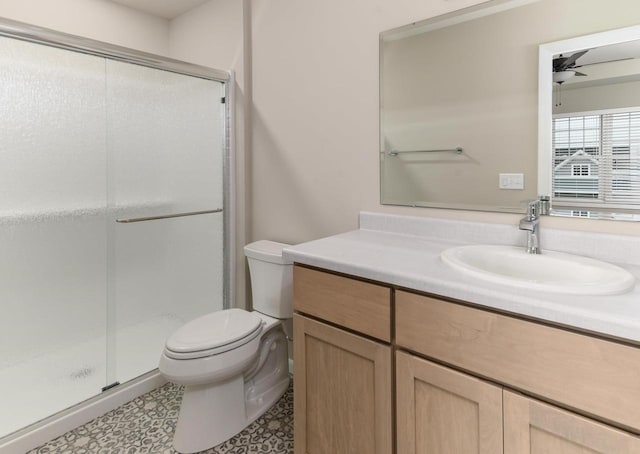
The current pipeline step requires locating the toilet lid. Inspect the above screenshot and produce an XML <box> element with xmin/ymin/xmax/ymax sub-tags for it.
<box><xmin>166</xmin><ymin>309</ymin><xmax>262</xmax><ymax>354</ymax></box>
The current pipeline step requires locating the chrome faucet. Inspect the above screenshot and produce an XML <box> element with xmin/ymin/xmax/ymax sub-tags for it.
<box><xmin>519</xmin><ymin>200</ymin><xmax>541</xmax><ymax>254</ymax></box>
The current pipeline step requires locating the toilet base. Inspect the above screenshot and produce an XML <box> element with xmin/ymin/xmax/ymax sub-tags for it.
<box><xmin>173</xmin><ymin>374</ymin><xmax>290</xmax><ymax>454</ymax></box>
<box><xmin>170</xmin><ymin>326</ymin><xmax>290</xmax><ymax>454</ymax></box>
<box><xmin>173</xmin><ymin>376</ymin><xmax>245</xmax><ymax>454</ymax></box>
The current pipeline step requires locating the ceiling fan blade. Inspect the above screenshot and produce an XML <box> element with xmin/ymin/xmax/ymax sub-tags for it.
<box><xmin>561</xmin><ymin>49</ymin><xmax>589</xmax><ymax>69</ymax></box>
<box><xmin>553</xmin><ymin>50</ymin><xmax>589</xmax><ymax>72</ymax></box>
<box><xmin>580</xmin><ymin>57</ymin><xmax>634</xmax><ymax>67</ymax></box>
<box><xmin>553</xmin><ymin>57</ymin><xmax>568</xmax><ymax>71</ymax></box>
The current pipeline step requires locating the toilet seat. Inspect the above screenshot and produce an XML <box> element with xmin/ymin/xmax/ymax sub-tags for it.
<box><xmin>165</xmin><ymin>309</ymin><xmax>263</xmax><ymax>360</ymax></box>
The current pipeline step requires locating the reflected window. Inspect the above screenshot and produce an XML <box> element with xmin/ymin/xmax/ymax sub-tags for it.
<box><xmin>552</xmin><ymin>109</ymin><xmax>640</xmax><ymax>207</ymax></box>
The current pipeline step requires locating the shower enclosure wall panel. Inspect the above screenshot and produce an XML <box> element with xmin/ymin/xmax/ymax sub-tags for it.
<box><xmin>107</xmin><ymin>60</ymin><xmax>225</xmax><ymax>385</ymax></box>
<box><xmin>0</xmin><ymin>31</ymin><xmax>228</xmax><ymax>440</ymax></box>
<box><xmin>0</xmin><ymin>38</ymin><xmax>108</xmax><ymax>436</ymax></box>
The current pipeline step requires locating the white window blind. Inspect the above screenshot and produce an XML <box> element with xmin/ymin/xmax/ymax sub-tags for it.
<box><xmin>552</xmin><ymin>110</ymin><xmax>640</xmax><ymax>208</ymax></box>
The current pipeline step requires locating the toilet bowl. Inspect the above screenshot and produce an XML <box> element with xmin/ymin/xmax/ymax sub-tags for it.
<box><xmin>158</xmin><ymin>240</ymin><xmax>293</xmax><ymax>454</ymax></box>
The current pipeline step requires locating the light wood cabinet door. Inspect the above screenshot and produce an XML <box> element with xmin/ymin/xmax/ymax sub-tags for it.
<box><xmin>504</xmin><ymin>390</ymin><xmax>640</xmax><ymax>453</ymax></box>
<box><xmin>396</xmin><ymin>351</ymin><xmax>503</xmax><ymax>454</ymax></box>
<box><xmin>293</xmin><ymin>314</ymin><xmax>392</xmax><ymax>454</ymax></box>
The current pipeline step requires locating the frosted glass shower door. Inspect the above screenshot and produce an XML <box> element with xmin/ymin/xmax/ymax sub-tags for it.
<box><xmin>0</xmin><ymin>38</ymin><xmax>108</xmax><ymax>437</ymax></box>
<box><xmin>106</xmin><ymin>61</ymin><xmax>226</xmax><ymax>384</ymax></box>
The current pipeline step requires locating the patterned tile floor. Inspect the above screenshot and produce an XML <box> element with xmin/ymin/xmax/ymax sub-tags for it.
<box><xmin>29</xmin><ymin>380</ymin><xmax>293</xmax><ymax>454</ymax></box>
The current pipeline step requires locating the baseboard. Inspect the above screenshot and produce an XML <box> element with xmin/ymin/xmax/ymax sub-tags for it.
<box><xmin>0</xmin><ymin>370</ymin><xmax>166</xmax><ymax>454</ymax></box>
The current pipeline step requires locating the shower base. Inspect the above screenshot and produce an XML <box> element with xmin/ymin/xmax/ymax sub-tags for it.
<box><xmin>0</xmin><ymin>314</ymin><xmax>181</xmax><ymax>439</ymax></box>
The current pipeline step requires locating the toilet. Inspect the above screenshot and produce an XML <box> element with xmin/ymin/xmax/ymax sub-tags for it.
<box><xmin>159</xmin><ymin>240</ymin><xmax>293</xmax><ymax>454</ymax></box>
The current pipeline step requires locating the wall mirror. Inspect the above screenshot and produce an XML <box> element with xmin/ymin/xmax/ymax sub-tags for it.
<box><xmin>380</xmin><ymin>0</ymin><xmax>640</xmax><ymax>218</ymax></box>
<box><xmin>539</xmin><ymin>26</ymin><xmax>640</xmax><ymax>221</ymax></box>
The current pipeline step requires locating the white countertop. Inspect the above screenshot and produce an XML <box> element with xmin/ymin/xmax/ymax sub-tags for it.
<box><xmin>283</xmin><ymin>212</ymin><xmax>640</xmax><ymax>344</ymax></box>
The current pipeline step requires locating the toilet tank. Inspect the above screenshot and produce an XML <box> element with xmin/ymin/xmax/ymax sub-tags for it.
<box><xmin>244</xmin><ymin>240</ymin><xmax>293</xmax><ymax>319</ymax></box>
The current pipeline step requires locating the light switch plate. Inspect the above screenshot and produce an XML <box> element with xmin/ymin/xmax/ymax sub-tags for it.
<box><xmin>499</xmin><ymin>173</ymin><xmax>524</xmax><ymax>190</ymax></box>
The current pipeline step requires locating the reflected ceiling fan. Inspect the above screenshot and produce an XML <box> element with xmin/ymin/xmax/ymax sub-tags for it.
<box><xmin>553</xmin><ymin>50</ymin><xmax>588</xmax><ymax>84</ymax></box>
<box><xmin>553</xmin><ymin>50</ymin><xmax>589</xmax><ymax>107</ymax></box>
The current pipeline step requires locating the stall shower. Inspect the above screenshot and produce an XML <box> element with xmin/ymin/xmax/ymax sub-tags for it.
<box><xmin>0</xmin><ymin>22</ymin><xmax>230</xmax><ymax>439</ymax></box>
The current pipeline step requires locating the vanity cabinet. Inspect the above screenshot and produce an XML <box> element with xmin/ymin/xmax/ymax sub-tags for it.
<box><xmin>396</xmin><ymin>290</ymin><xmax>640</xmax><ymax>454</ymax></box>
<box><xmin>396</xmin><ymin>350</ymin><xmax>640</xmax><ymax>454</ymax></box>
<box><xmin>292</xmin><ymin>266</ymin><xmax>392</xmax><ymax>454</ymax></box>
<box><xmin>292</xmin><ymin>265</ymin><xmax>640</xmax><ymax>454</ymax></box>
<box><xmin>395</xmin><ymin>290</ymin><xmax>640</xmax><ymax>432</ymax></box>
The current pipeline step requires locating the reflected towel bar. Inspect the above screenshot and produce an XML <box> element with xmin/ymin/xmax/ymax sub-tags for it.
<box><xmin>116</xmin><ymin>208</ymin><xmax>222</xmax><ymax>223</ymax></box>
<box><xmin>388</xmin><ymin>147</ymin><xmax>463</xmax><ymax>156</ymax></box>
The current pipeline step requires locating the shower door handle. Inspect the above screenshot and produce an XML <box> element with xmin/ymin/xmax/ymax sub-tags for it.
<box><xmin>115</xmin><ymin>208</ymin><xmax>223</xmax><ymax>223</ymax></box>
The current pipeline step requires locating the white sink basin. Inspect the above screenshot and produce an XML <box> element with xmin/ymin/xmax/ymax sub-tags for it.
<box><xmin>440</xmin><ymin>245</ymin><xmax>636</xmax><ymax>295</ymax></box>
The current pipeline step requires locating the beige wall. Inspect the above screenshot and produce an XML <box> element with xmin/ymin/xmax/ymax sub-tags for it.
<box><xmin>169</xmin><ymin>0</ymin><xmax>243</xmax><ymax>69</ymax></box>
<box><xmin>0</xmin><ymin>0</ymin><xmax>169</xmax><ymax>55</ymax></box>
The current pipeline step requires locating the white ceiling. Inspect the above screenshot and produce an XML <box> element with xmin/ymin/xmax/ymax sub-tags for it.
<box><xmin>109</xmin><ymin>0</ymin><xmax>209</xmax><ymax>19</ymax></box>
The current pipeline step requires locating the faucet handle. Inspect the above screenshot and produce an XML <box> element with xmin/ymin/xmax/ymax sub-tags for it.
<box><xmin>521</xmin><ymin>199</ymin><xmax>540</xmax><ymax>219</ymax></box>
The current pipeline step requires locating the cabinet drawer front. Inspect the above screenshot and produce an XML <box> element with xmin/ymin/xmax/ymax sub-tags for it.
<box><xmin>396</xmin><ymin>291</ymin><xmax>640</xmax><ymax>431</ymax></box>
<box><xmin>293</xmin><ymin>266</ymin><xmax>391</xmax><ymax>342</ymax></box>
